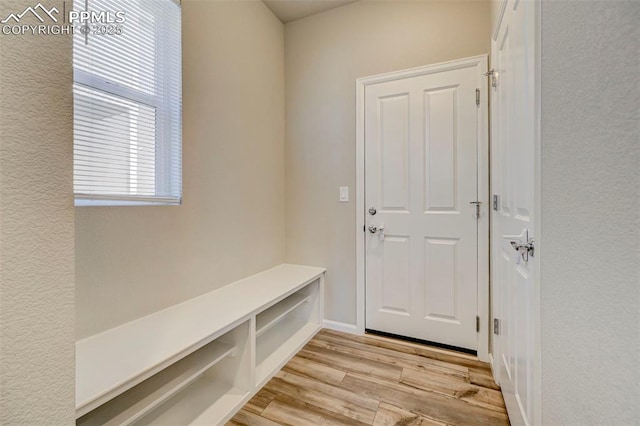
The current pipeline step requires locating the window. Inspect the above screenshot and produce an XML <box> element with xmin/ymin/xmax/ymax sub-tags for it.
<box><xmin>73</xmin><ymin>0</ymin><xmax>182</xmax><ymax>206</ymax></box>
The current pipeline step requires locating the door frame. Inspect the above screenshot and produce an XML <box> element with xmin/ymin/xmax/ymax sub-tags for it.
<box><xmin>355</xmin><ymin>55</ymin><xmax>490</xmax><ymax>362</ymax></box>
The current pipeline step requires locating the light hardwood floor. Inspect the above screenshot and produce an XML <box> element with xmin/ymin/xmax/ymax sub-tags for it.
<box><xmin>228</xmin><ymin>329</ymin><xmax>509</xmax><ymax>426</ymax></box>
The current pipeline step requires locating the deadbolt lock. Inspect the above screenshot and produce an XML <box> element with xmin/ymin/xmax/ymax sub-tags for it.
<box><xmin>368</xmin><ymin>207</ymin><xmax>377</xmax><ymax>215</ymax></box>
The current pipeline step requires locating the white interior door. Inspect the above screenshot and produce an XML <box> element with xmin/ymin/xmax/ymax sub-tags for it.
<box><xmin>491</xmin><ymin>0</ymin><xmax>538</xmax><ymax>425</ymax></box>
<box><xmin>364</xmin><ymin>59</ymin><xmax>485</xmax><ymax>351</ymax></box>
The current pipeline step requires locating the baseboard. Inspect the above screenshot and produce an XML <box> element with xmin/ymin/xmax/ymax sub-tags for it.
<box><xmin>322</xmin><ymin>319</ymin><xmax>359</xmax><ymax>335</ymax></box>
<box><xmin>488</xmin><ymin>353</ymin><xmax>500</xmax><ymax>386</ymax></box>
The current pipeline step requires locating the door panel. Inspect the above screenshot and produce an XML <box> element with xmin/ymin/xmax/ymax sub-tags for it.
<box><xmin>380</xmin><ymin>235</ymin><xmax>411</xmax><ymax>315</ymax></box>
<box><xmin>424</xmin><ymin>86</ymin><xmax>458</xmax><ymax>211</ymax></box>
<box><xmin>380</xmin><ymin>94</ymin><xmax>410</xmax><ymax>211</ymax></box>
<box><xmin>365</xmin><ymin>60</ymin><xmax>484</xmax><ymax>351</ymax></box>
<box><xmin>491</xmin><ymin>0</ymin><xmax>538</xmax><ymax>425</ymax></box>
<box><xmin>424</xmin><ymin>237</ymin><xmax>459</xmax><ymax>322</ymax></box>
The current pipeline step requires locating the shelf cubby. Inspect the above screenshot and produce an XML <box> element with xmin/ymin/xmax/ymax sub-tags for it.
<box><xmin>255</xmin><ymin>278</ymin><xmax>321</xmax><ymax>387</ymax></box>
<box><xmin>78</xmin><ymin>321</ymin><xmax>252</xmax><ymax>426</ymax></box>
<box><xmin>76</xmin><ymin>265</ymin><xmax>324</xmax><ymax>426</ymax></box>
<box><xmin>256</xmin><ymin>291</ymin><xmax>310</xmax><ymax>337</ymax></box>
<box><xmin>133</xmin><ymin>362</ymin><xmax>249</xmax><ymax>425</ymax></box>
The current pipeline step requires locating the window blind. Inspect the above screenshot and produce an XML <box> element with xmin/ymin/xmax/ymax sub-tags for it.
<box><xmin>73</xmin><ymin>0</ymin><xmax>182</xmax><ymax>205</ymax></box>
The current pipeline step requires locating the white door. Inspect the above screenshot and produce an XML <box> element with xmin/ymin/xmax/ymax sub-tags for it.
<box><xmin>491</xmin><ymin>0</ymin><xmax>538</xmax><ymax>424</ymax></box>
<box><xmin>365</xmin><ymin>58</ymin><xmax>485</xmax><ymax>351</ymax></box>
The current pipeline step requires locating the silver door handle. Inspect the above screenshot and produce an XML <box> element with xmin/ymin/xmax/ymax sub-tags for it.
<box><xmin>506</xmin><ymin>238</ymin><xmax>534</xmax><ymax>253</ymax></box>
<box><xmin>503</xmin><ymin>230</ymin><xmax>534</xmax><ymax>261</ymax></box>
<box><xmin>369</xmin><ymin>224</ymin><xmax>385</xmax><ymax>241</ymax></box>
<box><xmin>503</xmin><ymin>236</ymin><xmax>535</xmax><ymax>260</ymax></box>
<box><xmin>368</xmin><ymin>224</ymin><xmax>384</xmax><ymax>234</ymax></box>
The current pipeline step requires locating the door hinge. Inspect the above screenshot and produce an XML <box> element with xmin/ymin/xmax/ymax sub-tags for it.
<box><xmin>476</xmin><ymin>316</ymin><xmax>480</xmax><ymax>332</ymax></box>
<box><xmin>475</xmin><ymin>88</ymin><xmax>480</xmax><ymax>106</ymax></box>
<box><xmin>493</xmin><ymin>318</ymin><xmax>501</xmax><ymax>335</ymax></box>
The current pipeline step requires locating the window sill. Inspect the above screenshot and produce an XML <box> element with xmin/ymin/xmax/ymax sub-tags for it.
<box><xmin>75</xmin><ymin>197</ymin><xmax>181</xmax><ymax>207</ymax></box>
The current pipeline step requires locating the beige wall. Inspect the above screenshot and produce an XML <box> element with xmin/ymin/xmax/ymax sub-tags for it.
<box><xmin>0</xmin><ymin>0</ymin><xmax>75</xmax><ymax>422</ymax></box>
<box><xmin>539</xmin><ymin>1</ymin><xmax>640</xmax><ymax>423</ymax></box>
<box><xmin>284</xmin><ymin>0</ymin><xmax>491</xmax><ymax>324</ymax></box>
<box><xmin>76</xmin><ymin>0</ymin><xmax>286</xmax><ymax>338</ymax></box>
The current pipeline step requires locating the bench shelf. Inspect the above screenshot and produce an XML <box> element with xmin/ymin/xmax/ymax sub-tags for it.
<box><xmin>76</xmin><ymin>264</ymin><xmax>325</xmax><ymax>425</ymax></box>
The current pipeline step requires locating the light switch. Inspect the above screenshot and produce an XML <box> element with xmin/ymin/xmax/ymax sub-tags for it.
<box><xmin>339</xmin><ymin>186</ymin><xmax>349</xmax><ymax>202</ymax></box>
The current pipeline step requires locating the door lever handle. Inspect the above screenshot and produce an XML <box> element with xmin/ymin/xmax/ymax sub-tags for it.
<box><xmin>502</xmin><ymin>229</ymin><xmax>534</xmax><ymax>261</ymax></box>
<box><xmin>368</xmin><ymin>224</ymin><xmax>384</xmax><ymax>233</ymax></box>
<box><xmin>505</xmin><ymin>239</ymin><xmax>534</xmax><ymax>251</ymax></box>
<box><xmin>510</xmin><ymin>238</ymin><xmax>535</xmax><ymax>260</ymax></box>
<box><xmin>368</xmin><ymin>224</ymin><xmax>385</xmax><ymax>240</ymax></box>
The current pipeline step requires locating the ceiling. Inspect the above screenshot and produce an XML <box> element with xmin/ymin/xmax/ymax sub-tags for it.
<box><xmin>263</xmin><ymin>0</ymin><xmax>358</xmax><ymax>23</ymax></box>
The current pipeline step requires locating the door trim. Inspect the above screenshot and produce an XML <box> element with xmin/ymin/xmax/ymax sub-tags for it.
<box><xmin>355</xmin><ymin>55</ymin><xmax>490</xmax><ymax>362</ymax></box>
<box><xmin>533</xmin><ymin>1</ymin><xmax>542</xmax><ymax>423</ymax></box>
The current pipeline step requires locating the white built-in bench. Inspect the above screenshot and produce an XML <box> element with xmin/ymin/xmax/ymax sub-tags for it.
<box><xmin>76</xmin><ymin>264</ymin><xmax>325</xmax><ymax>425</ymax></box>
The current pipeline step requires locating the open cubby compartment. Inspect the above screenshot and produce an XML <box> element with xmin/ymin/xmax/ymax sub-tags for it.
<box><xmin>77</xmin><ymin>320</ymin><xmax>252</xmax><ymax>426</ymax></box>
<box><xmin>255</xmin><ymin>278</ymin><xmax>321</xmax><ymax>386</ymax></box>
<box><xmin>134</xmin><ymin>320</ymin><xmax>252</xmax><ymax>426</ymax></box>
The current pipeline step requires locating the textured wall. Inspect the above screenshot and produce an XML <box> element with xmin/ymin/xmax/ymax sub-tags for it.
<box><xmin>76</xmin><ymin>0</ymin><xmax>286</xmax><ymax>338</ymax></box>
<box><xmin>0</xmin><ymin>0</ymin><xmax>75</xmax><ymax>423</ymax></box>
<box><xmin>284</xmin><ymin>0</ymin><xmax>491</xmax><ymax>324</ymax></box>
<box><xmin>540</xmin><ymin>1</ymin><xmax>640</xmax><ymax>424</ymax></box>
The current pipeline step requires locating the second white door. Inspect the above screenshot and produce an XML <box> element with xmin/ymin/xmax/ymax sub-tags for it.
<box><xmin>365</xmin><ymin>58</ymin><xmax>485</xmax><ymax>351</ymax></box>
<box><xmin>491</xmin><ymin>0</ymin><xmax>539</xmax><ymax>424</ymax></box>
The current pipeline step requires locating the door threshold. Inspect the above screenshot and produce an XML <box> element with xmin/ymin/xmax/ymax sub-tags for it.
<box><xmin>365</xmin><ymin>329</ymin><xmax>477</xmax><ymax>356</ymax></box>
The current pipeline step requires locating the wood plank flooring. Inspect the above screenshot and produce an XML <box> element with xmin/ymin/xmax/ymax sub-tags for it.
<box><xmin>228</xmin><ymin>329</ymin><xmax>509</xmax><ymax>426</ymax></box>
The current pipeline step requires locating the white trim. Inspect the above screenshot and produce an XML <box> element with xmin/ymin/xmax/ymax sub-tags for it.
<box><xmin>489</xmin><ymin>36</ymin><xmax>500</xmax><ymax>383</ymax></box>
<box><xmin>476</xmin><ymin>57</ymin><xmax>490</xmax><ymax>362</ymax></box>
<box><xmin>322</xmin><ymin>320</ymin><xmax>360</xmax><ymax>335</ymax></box>
<box><xmin>532</xmin><ymin>0</ymin><xmax>542</xmax><ymax>423</ymax></box>
<box><xmin>356</xmin><ymin>55</ymin><xmax>489</xmax><ymax>87</ymax></box>
<box><xmin>488</xmin><ymin>353</ymin><xmax>499</xmax><ymax>385</ymax></box>
<box><xmin>355</xmin><ymin>74</ymin><xmax>366</xmax><ymax>335</ymax></box>
<box><xmin>75</xmin><ymin>194</ymin><xmax>181</xmax><ymax>207</ymax></box>
<box><xmin>355</xmin><ymin>55</ymin><xmax>490</xmax><ymax>361</ymax></box>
